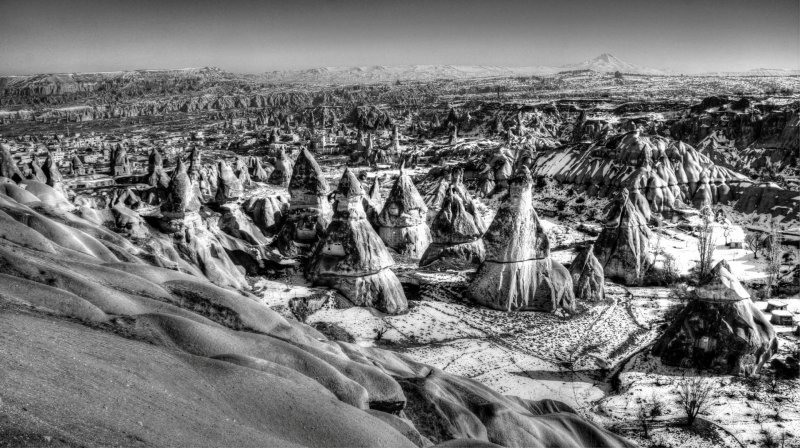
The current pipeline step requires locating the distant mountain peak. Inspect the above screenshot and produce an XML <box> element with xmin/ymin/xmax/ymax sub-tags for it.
<box><xmin>594</xmin><ymin>53</ymin><xmax>618</xmax><ymax>62</ymax></box>
<box><xmin>562</xmin><ymin>53</ymin><xmax>664</xmax><ymax>75</ymax></box>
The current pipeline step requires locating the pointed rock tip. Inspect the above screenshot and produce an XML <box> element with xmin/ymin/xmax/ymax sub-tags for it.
<box><xmin>337</xmin><ymin>167</ymin><xmax>364</xmax><ymax>198</ymax></box>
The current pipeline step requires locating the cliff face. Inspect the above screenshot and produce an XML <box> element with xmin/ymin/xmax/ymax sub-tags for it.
<box><xmin>734</xmin><ymin>184</ymin><xmax>800</xmax><ymax>224</ymax></box>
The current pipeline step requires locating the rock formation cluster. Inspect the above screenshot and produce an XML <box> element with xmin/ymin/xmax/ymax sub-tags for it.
<box><xmin>419</xmin><ymin>181</ymin><xmax>486</xmax><ymax>269</ymax></box>
<box><xmin>569</xmin><ymin>244</ymin><xmax>605</xmax><ymax>302</ymax></box>
<box><xmin>309</xmin><ymin>168</ymin><xmax>408</xmax><ymax>314</ymax></box>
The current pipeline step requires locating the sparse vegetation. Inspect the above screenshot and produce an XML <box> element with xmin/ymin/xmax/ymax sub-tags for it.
<box><xmin>764</xmin><ymin>222</ymin><xmax>784</xmax><ymax>299</ymax></box>
<box><xmin>675</xmin><ymin>376</ymin><xmax>714</xmax><ymax>426</ymax></box>
<box><xmin>635</xmin><ymin>394</ymin><xmax>664</xmax><ymax>438</ymax></box>
<box><xmin>695</xmin><ymin>206</ymin><xmax>716</xmax><ymax>283</ymax></box>
<box><xmin>374</xmin><ymin>322</ymin><xmax>389</xmax><ymax>341</ymax></box>
<box><xmin>745</xmin><ymin>232</ymin><xmax>764</xmax><ymax>259</ymax></box>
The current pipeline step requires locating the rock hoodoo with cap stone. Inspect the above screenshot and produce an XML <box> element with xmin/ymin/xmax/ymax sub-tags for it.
<box><xmin>653</xmin><ymin>261</ymin><xmax>778</xmax><ymax>375</ymax></box>
<box><xmin>377</xmin><ymin>167</ymin><xmax>432</xmax><ymax>258</ymax></box>
<box><xmin>467</xmin><ymin>166</ymin><xmax>575</xmax><ymax>312</ymax></box>
<box><xmin>275</xmin><ymin>149</ymin><xmax>332</xmax><ymax>257</ymax></box>
<box><xmin>308</xmin><ymin>168</ymin><xmax>408</xmax><ymax>314</ymax></box>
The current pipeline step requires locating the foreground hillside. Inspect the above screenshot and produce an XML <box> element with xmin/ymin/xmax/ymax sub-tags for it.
<box><xmin>0</xmin><ymin>180</ymin><xmax>634</xmax><ymax>447</ymax></box>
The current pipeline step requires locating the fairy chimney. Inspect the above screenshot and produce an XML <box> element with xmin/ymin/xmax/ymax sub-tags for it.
<box><xmin>308</xmin><ymin>168</ymin><xmax>407</xmax><ymax>314</ymax></box>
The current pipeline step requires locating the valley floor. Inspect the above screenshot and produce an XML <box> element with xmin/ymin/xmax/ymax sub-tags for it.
<box><xmin>258</xmin><ymin>191</ymin><xmax>800</xmax><ymax>448</ymax></box>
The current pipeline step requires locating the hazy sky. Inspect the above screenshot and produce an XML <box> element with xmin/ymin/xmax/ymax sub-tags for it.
<box><xmin>1</xmin><ymin>0</ymin><xmax>798</xmax><ymax>74</ymax></box>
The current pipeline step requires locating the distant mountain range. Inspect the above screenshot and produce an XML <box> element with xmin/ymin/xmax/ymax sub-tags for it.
<box><xmin>258</xmin><ymin>54</ymin><xmax>669</xmax><ymax>83</ymax></box>
<box><xmin>3</xmin><ymin>55</ymin><xmax>797</xmax><ymax>88</ymax></box>
<box><xmin>710</xmin><ymin>68</ymin><xmax>800</xmax><ymax>77</ymax></box>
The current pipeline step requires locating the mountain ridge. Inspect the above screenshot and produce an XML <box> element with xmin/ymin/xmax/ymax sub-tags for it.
<box><xmin>3</xmin><ymin>55</ymin><xmax>798</xmax><ymax>88</ymax></box>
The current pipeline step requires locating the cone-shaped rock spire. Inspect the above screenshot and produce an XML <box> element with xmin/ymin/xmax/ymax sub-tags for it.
<box><xmin>653</xmin><ymin>261</ymin><xmax>778</xmax><ymax>375</ymax></box>
<box><xmin>70</xmin><ymin>155</ymin><xmax>85</xmax><ymax>176</ymax></box>
<box><xmin>275</xmin><ymin>149</ymin><xmax>332</xmax><ymax>256</ymax></box>
<box><xmin>420</xmin><ymin>186</ymin><xmax>486</xmax><ymax>268</ymax></box>
<box><xmin>377</xmin><ymin>168</ymin><xmax>431</xmax><ymax>258</ymax></box>
<box><xmin>215</xmin><ymin>160</ymin><xmax>244</xmax><ymax>204</ymax></box>
<box><xmin>268</xmin><ymin>148</ymin><xmax>293</xmax><ymax>187</ymax></box>
<box><xmin>188</xmin><ymin>145</ymin><xmax>202</xmax><ymax>180</ymax></box>
<box><xmin>148</xmin><ymin>148</ymin><xmax>170</xmax><ymax>189</ymax></box>
<box><xmin>308</xmin><ymin>168</ymin><xmax>407</xmax><ymax>314</ymax></box>
<box><xmin>111</xmin><ymin>144</ymin><xmax>131</xmax><ymax>176</ymax></box>
<box><xmin>234</xmin><ymin>157</ymin><xmax>251</xmax><ymax>187</ymax></box>
<box><xmin>0</xmin><ymin>143</ymin><xmax>22</xmax><ymax>182</ymax></box>
<box><xmin>161</xmin><ymin>158</ymin><xmax>201</xmax><ymax>220</ymax></box>
<box><xmin>468</xmin><ymin>166</ymin><xmax>575</xmax><ymax>312</ymax></box>
<box><xmin>593</xmin><ymin>188</ymin><xmax>653</xmax><ymax>285</ymax></box>
<box><xmin>42</xmin><ymin>153</ymin><xmax>65</xmax><ymax>194</ymax></box>
<box><xmin>569</xmin><ymin>244</ymin><xmax>605</xmax><ymax>302</ymax></box>
<box><xmin>28</xmin><ymin>158</ymin><xmax>47</xmax><ymax>183</ymax></box>
<box><xmin>250</xmin><ymin>157</ymin><xmax>271</xmax><ymax>182</ymax></box>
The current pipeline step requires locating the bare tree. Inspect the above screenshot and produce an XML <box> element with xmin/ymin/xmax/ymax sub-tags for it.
<box><xmin>636</xmin><ymin>394</ymin><xmax>663</xmax><ymax>438</ymax></box>
<box><xmin>696</xmin><ymin>206</ymin><xmax>716</xmax><ymax>282</ymax></box>
<box><xmin>764</xmin><ymin>222</ymin><xmax>783</xmax><ymax>299</ymax></box>
<box><xmin>675</xmin><ymin>376</ymin><xmax>714</xmax><ymax>426</ymax></box>
<box><xmin>745</xmin><ymin>232</ymin><xmax>762</xmax><ymax>259</ymax></box>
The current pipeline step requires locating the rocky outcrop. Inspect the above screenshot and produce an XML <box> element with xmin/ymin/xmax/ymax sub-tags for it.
<box><xmin>215</xmin><ymin>160</ymin><xmax>244</xmax><ymax>204</ymax></box>
<box><xmin>529</xmin><ymin>132</ymin><xmax>748</xmax><ymax>215</ymax></box>
<box><xmin>111</xmin><ymin>144</ymin><xmax>132</xmax><ymax>176</ymax></box>
<box><xmin>593</xmin><ymin>188</ymin><xmax>653</xmax><ymax>285</ymax></box>
<box><xmin>569</xmin><ymin>244</ymin><xmax>605</xmax><ymax>302</ymax></box>
<box><xmin>377</xmin><ymin>169</ymin><xmax>432</xmax><ymax>258</ymax></box>
<box><xmin>244</xmin><ymin>195</ymin><xmax>286</xmax><ymax>234</ymax></box>
<box><xmin>188</xmin><ymin>146</ymin><xmax>202</xmax><ymax>180</ymax></box>
<box><xmin>398</xmin><ymin>369</ymin><xmax>637</xmax><ymax>447</ymax></box>
<box><xmin>19</xmin><ymin>179</ymin><xmax>73</xmax><ymax>213</ymax></box>
<box><xmin>1</xmin><ymin>143</ymin><xmax>23</xmax><ymax>181</ymax></box>
<box><xmin>468</xmin><ymin>167</ymin><xmax>575</xmax><ymax>312</ymax></box>
<box><xmin>0</xmin><ymin>193</ymin><xmax>636</xmax><ymax>448</ymax></box>
<box><xmin>653</xmin><ymin>261</ymin><xmax>778</xmax><ymax>375</ymax></box>
<box><xmin>250</xmin><ymin>156</ymin><xmax>272</xmax><ymax>182</ymax></box>
<box><xmin>308</xmin><ymin>168</ymin><xmax>407</xmax><ymax>314</ymax></box>
<box><xmin>364</xmin><ymin>176</ymin><xmax>382</xmax><ymax>227</ymax></box>
<box><xmin>42</xmin><ymin>153</ymin><xmax>66</xmax><ymax>195</ymax></box>
<box><xmin>486</xmin><ymin>147</ymin><xmax>514</xmax><ymax>193</ymax></box>
<box><xmin>161</xmin><ymin>159</ymin><xmax>201</xmax><ymax>221</ymax></box>
<box><xmin>110</xmin><ymin>204</ymin><xmax>148</xmax><ymax>239</ymax></box>
<box><xmin>147</xmin><ymin>148</ymin><xmax>170</xmax><ymax>189</ymax></box>
<box><xmin>234</xmin><ymin>157</ymin><xmax>252</xmax><ymax>187</ymax></box>
<box><xmin>155</xmin><ymin>159</ymin><xmax>244</xmax><ymax>288</ymax></box>
<box><xmin>70</xmin><ymin>155</ymin><xmax>85</xmax><ymax>176</ymax></box>
<box><xmin>734</xmin><ymin>184</ymin><xmax>800</xmax><ymax>224</ymax></box>
<box><xmin>268</xmin><ymin>149</ymin><xmax>293</xmax><ymax>187</ymax></box>
<box><xmin>424</xmin><ymin>170</ymin><xmax>452</xmax><ymax>222</ymax></box>
<box><xmin>419</xmin><ymin>186</ymin><xmax>486</xmax><ymax>269</ymax></box>
<box><xmin>275</xmin><ymin>149</ymin><xmax>332</xmax><ymax>257</ymax></box>
<box><xmin>28</xmin><ymin>158</ymin><xmax>48</xmax><ymax>183</ymax></box>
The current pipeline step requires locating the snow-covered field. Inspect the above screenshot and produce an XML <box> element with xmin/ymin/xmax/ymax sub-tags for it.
<box><xmin>250</xmin><ymin>163</ymin><xmax>798</xmax><ymax>447</ymax></box>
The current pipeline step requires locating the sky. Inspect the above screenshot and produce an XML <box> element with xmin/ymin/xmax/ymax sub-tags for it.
<box><xmin>1</xmin><ymin>0</ymin><xmax>798</xmax><ymax>75</ymax></box>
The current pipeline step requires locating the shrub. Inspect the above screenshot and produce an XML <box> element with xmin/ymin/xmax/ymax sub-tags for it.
<box><xmin>675</xmin><ymin>376</ymin><xmax>714</xmax><ymax>426</ymax></box>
